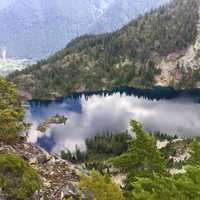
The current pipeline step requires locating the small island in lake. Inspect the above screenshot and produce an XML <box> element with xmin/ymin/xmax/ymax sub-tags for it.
<box><xmin>37</xmin><ymin>114</ymin><xmax>68</xmax><ymax>132</ymax></box>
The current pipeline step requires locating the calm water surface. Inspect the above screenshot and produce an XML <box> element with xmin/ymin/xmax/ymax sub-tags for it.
<box><xmin>26</xmin><ymin>88</ymin><xmax>200</xmax><ymax>153</ymax></box>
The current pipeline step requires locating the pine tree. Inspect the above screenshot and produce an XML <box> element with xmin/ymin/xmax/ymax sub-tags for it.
<box><xmin>0</xmin><ymin>76</ymin><xmax>26</xmax><ymax>141</ymax></box>
<box><xmin>110</xmin><ymin>120</ymin><xmax>166</xmax><ymax>192</ymax></box>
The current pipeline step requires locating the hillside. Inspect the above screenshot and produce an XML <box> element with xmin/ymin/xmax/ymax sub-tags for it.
<box><xmin>9</xmin><ymin>0</ymin><xmax>200</xmax><ymax>99</ymax></box>
<box><xmin>0</xmin><ymin>0</ymin><xmax>169</xmax><ymax>59</ymax></box>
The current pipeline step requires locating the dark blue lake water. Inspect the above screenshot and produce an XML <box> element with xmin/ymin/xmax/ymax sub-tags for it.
<box><xmin>26</xmin><ymin>87</ymin><xmax>200</xmax><ymax>154</ymax></box>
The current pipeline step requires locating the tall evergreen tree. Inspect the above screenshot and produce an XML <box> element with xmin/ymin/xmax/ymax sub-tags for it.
<box><xmin>0</xmin><ymin>76</ymin><xmax>26</xmax><ymax>141</ymax></box>
<box><xmin>111</xmin><ymin>120</ymin><xmax>166</xmax><ymax>192</ymax></box>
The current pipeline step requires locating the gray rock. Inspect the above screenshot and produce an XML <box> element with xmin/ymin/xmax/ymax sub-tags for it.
<box><xmin>0</xmin><ymin>188</ymin><xmax>6</xmax><ymax>200</ymax></box>
<box><xmin>60</xmin><ymin>182</ymin><xmax>80</xmax><ymax>198</ymax></box>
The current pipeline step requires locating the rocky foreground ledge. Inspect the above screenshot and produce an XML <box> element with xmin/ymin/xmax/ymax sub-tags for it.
<box><xmin>0</xmin><ymin>140</ymin><xmax>82</xmax><ymax>200</ymax></box>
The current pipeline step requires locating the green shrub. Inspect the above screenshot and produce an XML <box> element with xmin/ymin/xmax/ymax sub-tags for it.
<box><xmin>131</xmin><ymin>166</ymin><xmax>200</xmax><ymax>200</ymax></box>
<box><xmin>0</xmin><ymin>154</ymin><xmax>41</xmax><ymax>200</ymax></box>
<box><xmin>80</xmin><ymin>169</ymin><xmax>124</xmax><ymax>200</ymax></box>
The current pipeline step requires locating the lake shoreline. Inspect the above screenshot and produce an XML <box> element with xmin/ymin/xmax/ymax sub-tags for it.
<box><xmin>28</xmin><ymin>86</ymin><xmax>200</xmax><ymax>103</ymax></box>
<box><xmin>27</xmin><ymin>88</ymin><xmax>200</xmax><ymax>153</ymax></box>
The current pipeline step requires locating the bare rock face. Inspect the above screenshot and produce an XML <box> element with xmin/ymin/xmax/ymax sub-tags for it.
<box><xmin>37</xmin><ymin>114</ymin><xmax>68</xmax><ymax>133</ymax></box>
<box><xmin>0</xmin><ymin>140</ymin><xmax>81</xmax><ymax>200</ymax></box>
<box><xmin>156</xmin><ymin>1</ymin><xmax>200</xmax><ymax>88</ymax></box>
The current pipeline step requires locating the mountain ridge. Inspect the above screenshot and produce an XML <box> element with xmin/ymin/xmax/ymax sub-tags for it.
<box><xmin>89</xmin><ymin>0</ymin><xmax>171</xmax><ymax>34</ymax></box>
<box><xmin>9</xmin><ymin>0</ymin><xmax>200</xmax><ymax>99</ymax></box>
<box><xmin>0</xmin><ymin>0</ymin><xmax>170</xmax><ymax>59</ymax></box>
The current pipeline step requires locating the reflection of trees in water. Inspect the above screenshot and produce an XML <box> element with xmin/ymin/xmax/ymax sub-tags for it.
<box><xmin>29</xmin><ymin>87</ymin><xmax>200</xmax><ymax>106</ymax></box>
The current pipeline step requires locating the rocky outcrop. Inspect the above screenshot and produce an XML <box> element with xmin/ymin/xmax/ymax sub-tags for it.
<box><xmin>37</xmin><ymin>114</ymin><xmax>67</xmax><ymax>133</ymax></box>
<box><xmin>156</xmin><ymin>0</ymin><xmax>200</xmax><ymax>87</ymax></box>
<box><xmin>0</xmin><ymin>140</ymin><xmax>81</xmax><ymax>200</ymax></box>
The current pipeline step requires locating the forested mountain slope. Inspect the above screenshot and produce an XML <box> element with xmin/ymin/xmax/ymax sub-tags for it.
<box><xmin>10</xmin><ymin>0</ymin><xmax>200</xmax><ymax>99</ymax></box>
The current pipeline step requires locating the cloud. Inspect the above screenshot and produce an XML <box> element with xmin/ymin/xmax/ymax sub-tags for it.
<box><xmin>26</xmin><ymin>93</ymin><xmax>200</xmax><ymax>154</ymax></box>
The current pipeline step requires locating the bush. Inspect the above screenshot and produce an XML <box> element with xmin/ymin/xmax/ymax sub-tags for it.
<box><xmin>80</xmin><ymin>169</ymin><xmax>124</xmax><ymax>200</ymax></box>
<box><xmin>131</xmin><ymin>166</ymin><xmax>200</xmax><ymax>200</ymax></box>
<box><xmin>0</xmin><ymin>154</ymin><xmax>41</xmax><ymax>200</ymax></box>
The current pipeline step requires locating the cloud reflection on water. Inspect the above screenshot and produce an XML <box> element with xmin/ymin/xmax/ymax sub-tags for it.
<box><xmin>26</xmin><ymin>93</ymin><xmax>200</xmax><ymax>153</ymax></box>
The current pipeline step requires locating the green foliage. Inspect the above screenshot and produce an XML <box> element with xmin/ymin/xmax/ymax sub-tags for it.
<box><xmin>0</xmin><ymin>78</ymin><xmax>41</xmax><ymax>199</ymax></box>
<box><xmin>64</xmin><ymin>121</ymin><xmax>200</xmax><ymax>199</ymax></box>
<box><xmin>64</xmin><ymin>123</ymin><xmax>200</xmax><ymax>200</ymax></box>
<box><xmin>131</xmin><ymin>166</ymin><xmax>200</xmax><ymax>200</ymax></box>
<box><xmin>10</xmin><ymin>0</ymin><xmax>199</xmax><ymax>99</ymax></box>
<box><xmin>80</xmin><ymin>169</ymin><xmax>124</xmax><ymax>200</ymax></box>
<box><xmin>111</xmin><ymin>120</ymin><xmax>166</xmax><ymax>177</ymax></box>
<box><xmin>0</xmin><ymin>154</ymin><xmax>41</xmax><ymax>200</ymax></box>
<box><xmin>85</xmin><ymin>132</ymin><xmax>131</xmax><ymax>173</ymax></box>
<box><xmin>0</xmin><ymin>76</ymin><xmax>25</xmax><ymax>141</ymax></box>
<box><xmin>107</xmin><ymin>122</ymin><xmax>200</xmax><ymax>200</ymax></box>
<box><xmin>110</xmin><ymin>121</ymin><xmax>166</xmax><ymax>199</ymax></box>
<box><xmin>86</xmin><ymin>131</ymin><xmax>131</xmax><ymax>159</ymax></box>
<box><xmin>61</xmin><ymin>132</ymin><xmax>130</xmax><ymax>164</ymax></box>
<box><xmin>153</xmin><ymin>131</ymin><xmax>178</xmax><ymax>141</ymax></box>
<box><xmin>188</xmin><ymin>139</ymin><xmax>200</xmax><ymax>166</ymax></box>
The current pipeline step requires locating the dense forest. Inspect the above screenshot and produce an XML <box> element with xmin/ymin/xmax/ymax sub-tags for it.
<box><xmin>61</xmin><ymin>131</ymin><xmax>131</xmax><ymax>163</ymax></box>
<box><xmin>9</xmin><ymin>0</ymin><xmax>199</xmax><ymax>99</ymax></box>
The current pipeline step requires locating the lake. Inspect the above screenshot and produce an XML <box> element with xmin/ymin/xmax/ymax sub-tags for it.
<box><xmin>26</xmin><ymin>87</ymin><xmax>200</xmax><ymax>154</ymax></box>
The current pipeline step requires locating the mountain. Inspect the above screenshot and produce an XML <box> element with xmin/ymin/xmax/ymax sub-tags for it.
<box><xmin>9</xmin><ymin>0</ymin><xmax>200</xmax><ymax>99</ymax></box>
<box><xmin>89</xmin><ymin>0</ymin><xmax>171</xmax><ymax>33</ymax></box>
<box><xmin>0</xmin><ymin>0</ymin><xmax>170</xmax><ymax>59</ymax></box>
<box><xmin>0</xmin><ymin>0</ymin><xmax>103</xmax><ymax>59</ymax></box>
